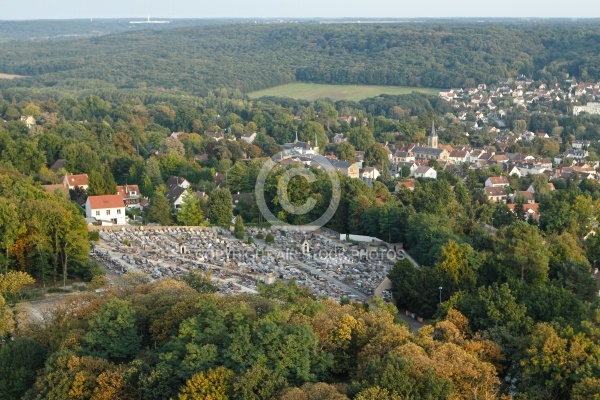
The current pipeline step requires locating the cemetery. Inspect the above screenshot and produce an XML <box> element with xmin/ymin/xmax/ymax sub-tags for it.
<box><xmin>90</xmin><ymin>226</ymin><xmax>404</xmax><ymax>301</ymax></box>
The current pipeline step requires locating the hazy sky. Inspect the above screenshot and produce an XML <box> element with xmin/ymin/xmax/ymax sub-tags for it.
<box><xmin>2</xmin><ymin>0</ymin><xmax>600</xmax><ymax>20</ymax></box>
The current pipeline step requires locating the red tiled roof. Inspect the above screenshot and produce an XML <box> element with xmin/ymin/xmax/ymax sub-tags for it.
<box><xmin>485</xmin><ymin>187</ymin><xmax>507</xmax><ymax>196</ymax></box>
<box><xmin>117</xmin><ymin>185</ymin><xmax>140</xmax><ymax>197</ymax></box>
<box><xmin>65</xmin><ymin>174</ymin><xmax>89</xmax><ymax>187</ymax></box>
<box><xmin>88</xmin><ymin>195</ymin><xmax>125</xmax><ymax>209</ymax></box>
<box><xmin>397</xmin><ymin>181</ymin><xmax>415</xmax><ymax>189</ymax></box>
<box><xmin>508</xmin><ymin>203</ymin><xmax>540</xmax><ymax>215</ymax></box>
<box><xmin>487</xmin><ymin>176</ymin><xmax>509</xmax><ymax>185</ymax></box>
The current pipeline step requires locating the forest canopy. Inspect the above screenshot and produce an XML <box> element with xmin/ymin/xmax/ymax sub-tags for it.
<box><xmin>2</xmin><ymin>21</ymin><xmax>600</xmax><ymax>96</ymax></box>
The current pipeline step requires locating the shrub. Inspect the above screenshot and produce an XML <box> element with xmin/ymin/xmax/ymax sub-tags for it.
<box><xmin>265</xmin><ymin>233</ymin><xmax>275</xmax><ymax>243</ymax></box>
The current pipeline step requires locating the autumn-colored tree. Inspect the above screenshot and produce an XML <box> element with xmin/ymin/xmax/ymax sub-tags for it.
<box><xmin>178</xmin><ymin>366</ymin><xmax>234</xmax><ymax>400</ymax></box>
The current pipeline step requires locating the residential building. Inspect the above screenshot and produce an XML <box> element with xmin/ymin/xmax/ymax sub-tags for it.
<box><xmin>412</xmin><ymin>166</ymin><xmax>437</xmax><ymax>179</ymax></box>
<box><xmin>50</xmin><ymin>159</ymin><xmax>67</xmax><ymax>172</ymax></box>
<box><xmin>166</xmin><ymin>176</ymin><xmax>191</xmax><ymax>190</ymax></box>
<box><xmin>241</xmin><ymin>131</ymin><xmax>257</xmax><ymax>144</ymax></box>
<box><xmin>43</xmin><ymin>184</ymin><xmax>70</xmax><ymax>197</ymax></box>
<box><xmin>332</xmin><ymin>133</ymin><xmax>346</xmax><ymax>144</ymax></box>
<box><xmin>116</xmin><ymin>185</ymin><xmax>142</xmax><ymax>209</ymax></box>
<box><xmin>510</xmin><ymin>191</ymin><xmax>535</xmax><ymax>204</ymax></box>
<box><xmin>20</xmin><ymin>115</ymin><xmax>36</xmax><ymax>128</ymax></box>
<box><xmin>395</xmin><ymin>181</ymin><xmax>416</xmax><ymax>192</ymax></box>
<box><xmin>86</xmin><ymin>195</ymin><xmax>126</xmax><ymax>225</ymax></box>
<box><xmin>508</xmin><ymin>203</ymin><xmax>540</xmax><ymax>222</ymax></box>
<box><xmin>485</xmin><ymin>176</ymin><xmax>510</xmax><ymax>188</ymax></box>
<box><xmin>205</xmin><ymin>131</ymin><xmax>224</xmax><ymax>141</ymax></box>
<box><xmin>484</xmin><ymin>187</ymin><xmax>508</xmax><ymax>203</ymax></box>
<box><xmin>361</xmin><ymin>167</ymin><xmax>380</xmax><ymax>182</ymax></box>
<box><xmin>329</xmin><ymin>159</ymin><xmax>360</xmax><ymax>179</ymax></box>
<box><xmin>448</xmin><ymin>150</ymin><xmax>470</xmax><ymax>164</ymax></box>
<box><xmin>62</xmin><ymin>174</ymin><xmax>89</xmax><ymax>190</ymax></box>
<box><xmin>573</xmin><ymin>140</ymin><xmax>592</xmax><ymax>150</ymax></box>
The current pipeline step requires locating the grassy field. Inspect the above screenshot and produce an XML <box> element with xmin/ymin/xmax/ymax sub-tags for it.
<box><xmin>248</xmin><ymin>82</ymin><xmax>440</xmax><ymax>101</ymax></box>
<box><xmin>0</xmin><ymin>73</ymin><xmax>26</xmax><ymax>79</ymax></box>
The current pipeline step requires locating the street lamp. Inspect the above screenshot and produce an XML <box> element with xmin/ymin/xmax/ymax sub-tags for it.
<box><xmin>439</xmin><ymin>286</ymin><xmax>442</xmax><ymax>304</ymax></box>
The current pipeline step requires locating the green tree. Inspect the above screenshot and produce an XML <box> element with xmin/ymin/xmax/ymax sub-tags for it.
<box><xmin>83</xmin><ymin>298</ymin><xmax>141</xmax><ymax>361</ymax></box>
<box><xmin>265</xmin><ymin>232</ymin><xmax>275</xmax><ymax>243</ymax></box>
<box><xmin>234</xmin><ymin>215</ymin><xmax>245</xmax><ymax>239</ymax></box>
<box><xmin>336</xmin><ymin>142</ymin><xmax>356</xmax><ymax>163</ymax></box>
<box><xmin>364</xmin><ymin>143</ymin><xmax>389</xmax><ymax>170</ymax></box>
<box><xmin>177</xmin><ymin>189</ymin><xmax>204</xmax><ymax>226</ymax></box>
<box><xmin>87</xmin><ymin>166</ymin><xmax>117</xmax><ymax>196</ymax></box>
<box><xmin>147</xmin><ymin>188</ymin><xmax>172</xmax><ymax>226</ymax></box>
<box><xmin>207</xmin><ymin>188</ymin><xmax>233</xmax><ymax>225</ymax></box>
<box><xmin>347</xmin><ymin>127</ymin><xmax>375</xmax><ymax>151</ymax></box>
<box><xmin>0</xmin><ymin>338</ymin><xmax>47</xmax><ymax>400</ymax></box>
<box><xmin>0</xmin><ymin>198</ymin><xmax>25</xmax><ymax>275</ymax></box>
<box><xmin>499</xmin><ymin>221</ymin><xmax>549</xmax><ymax>284</ymax></box>
<box><xmin>180</xmin><ymin>270</ymin><xmax>218</xmax><ymax>294</ymax></box>
<box><xmin>2</xmin><ymin>140</ymin><xmax>45</xmax><ymax>174</ymax></box>
<box><xmin>436</xmin><ymin>241</ymin><xmax>479</xmax><ymax>293</ymax></box>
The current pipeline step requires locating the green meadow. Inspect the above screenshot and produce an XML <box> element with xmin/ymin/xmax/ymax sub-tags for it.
<box><xmin>248</xmin><ymin>82</ymin><xmax>440</xmax><ymax>101</ymax></box>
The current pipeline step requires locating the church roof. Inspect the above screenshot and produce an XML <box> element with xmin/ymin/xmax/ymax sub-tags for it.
<box><xmin>430</xmin><ymin>121</ymin><xmax>437</xmax><ymax>137</ymax></box>
<box><xmin>412</xmin><ymin>146</ymin><xmax>444</xmax><ymax>156</ymax></box>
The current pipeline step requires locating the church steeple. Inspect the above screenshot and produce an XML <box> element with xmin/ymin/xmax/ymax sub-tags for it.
<box><xmin>428</xmin><ymin>121</ymin><xmax>438</xmax><ymax>148</ymax></box>
<box><xmin>295</xmin><ymin>131</ymin><xmax>299</xmax><ymax>143</ymax></box>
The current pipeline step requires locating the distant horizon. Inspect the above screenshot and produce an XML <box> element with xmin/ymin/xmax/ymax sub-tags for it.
<box><xmin>3</xmin><ymin>17</ymin><xmax>600</xmax><ymax>21</ymax></box>
<box><xmin>1</xmin><ymin>0</ymin><xmax>600</xmax><ymax>20</ymax></box>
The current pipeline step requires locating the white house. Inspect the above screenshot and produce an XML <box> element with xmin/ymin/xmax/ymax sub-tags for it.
<box><xmin>395</xmin><ymin>161</ymin><xmax>419</xmax><ymax>178</ymax></box>
<box><xmin>332</xmin><ymin>133</ymin><xmax>346</xmax><ymax>144</ymax></box>
<box><xmin>412</xmin><ymin>166</ymin><xmax>437</xmax><ymax>179</ymax></box>
<box><xmin>361</xmin><ymin>167</ymin><xmax>380</xmax><ymax>182</ymax></box>
<box><xmin>572</xmin><ymin>140</ymin><xmax>592</xmax><ymax>150</ymax></box>
<box><xmin>86</xmin><ymin>195</ymin><xmax>126</xmax><ymax>225</ymax></box>
<box><xmin>20</xmin><ymin>115</ymin><xmax>36</xmax><ymax>128</ymax></box>
<box><xmin>485</xmin><ymin>176</ymin><xmax>510</xmax><ymax>188</ymax></box>
<box><xmin>241</xmin><ymin>131</ymin><xmax>257</xmax><ymax>144</ymax></box>
<box><xmin>448</xmin><ymin>150</ymin><xmax>470</xmax><ymax>164</ymax></box>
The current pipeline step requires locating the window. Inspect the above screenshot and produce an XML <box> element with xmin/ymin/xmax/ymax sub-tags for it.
<box><xmin>95</xmin><ymin>211</ymin><xmax>100</xmax><ymax>216</ymax></box>
<box><xmin>117</xmin><ymin>209</ymin><xmax>122</xmax><ymax>214</ymax></box>
<box><xmin>106</xmin><ymin>210</ymin><xmax>111</xmax><ymax>216</ymax></box>
<box><xmin>130</xmin><ymin>191</ymin><xmax>136</xmax><ymax>195</ymax></box>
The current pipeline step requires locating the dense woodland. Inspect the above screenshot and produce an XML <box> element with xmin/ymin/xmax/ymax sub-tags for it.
<box><xmin>0</xmin><ymin>19</ymin><xmax>600</xmax><ymax>400</ymax></box>
<box><xmin>0</xmin><ymin>86</ymin><xmax>598</xmax><ymax>398</ymax></box>
<box><xmin>3</xmin><ymin>22</ymin><xmax>600</xmax><ymax>96</ymax></box>
<box><xmin>1</xmin><ymin>278</ymin><xmax>516</xmax><ymax>400</ymax></box>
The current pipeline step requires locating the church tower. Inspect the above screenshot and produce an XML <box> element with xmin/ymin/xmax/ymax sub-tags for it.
<box><xmin>428</xmin><ymin>121</ymin><xmax>438</xmax><ymax>148</ymax></box>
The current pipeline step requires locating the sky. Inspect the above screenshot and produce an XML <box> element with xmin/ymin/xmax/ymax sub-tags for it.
<box><xmin>2</xmin><ymin>0</ymin><xmax>600</xmax><ymax>20</ymax></box>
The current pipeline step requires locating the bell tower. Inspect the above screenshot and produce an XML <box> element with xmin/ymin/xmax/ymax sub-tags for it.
<box><xmin>428</xmin><ymin>121</ymin><xmax>438</xmax><ymax>148</ymax></box>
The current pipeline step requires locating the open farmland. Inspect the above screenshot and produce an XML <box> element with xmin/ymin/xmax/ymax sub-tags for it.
<box><xmin>247</xmin><ymin>82</ymin><xmax>441</xmax><ymax>101</ymax></box>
